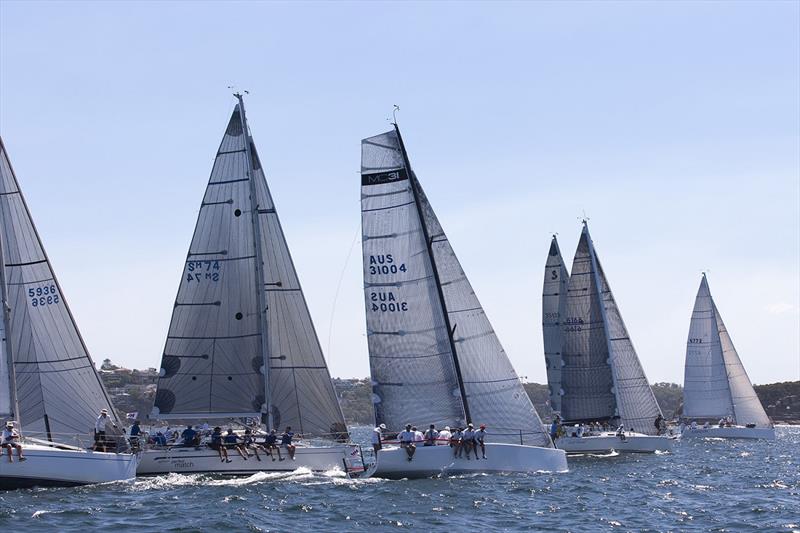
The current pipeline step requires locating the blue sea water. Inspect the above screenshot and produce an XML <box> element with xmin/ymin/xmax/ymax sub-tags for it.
<box><xmin>0</xmin><ymin>426</ymin><xmax>797</xmax><ymax>532</ymax></box>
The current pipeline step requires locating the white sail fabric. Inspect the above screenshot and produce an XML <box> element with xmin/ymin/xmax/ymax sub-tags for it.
<box><xmin>683</xmin><ymin>275</ymin><xmax>734</xmax><ymax>420</ymax></box>
<box><xmin>561</xmin><ymin>224</ymin><xmax>661</xmax><ymax>434</ymax></box>
<box><xmin>153</xmin><ymin>107</ymin><xmax>265</xmax><ymax>419</ymax></box>
<box><xmin>542</xmin><ymin>236</ymin><xmax>569</xmax><ymax>413</ymax></box>
<box><xmin>361</xmin><ymin>129</ymin><xmax>550</xmax><ymax>447</ymax></box>
<box><xmin>0</xmin><ymin>138</ymin><xmax>120</xmax><ymax>440</ymax></box>
<box><xmin>683</xmin><ymin>275</ymin><xmax>770</xmax><ymax>427</ymax></box>
<box><xmin>361</xmin><ymin>132</ymin><xmax>466</xmax><ymax>431</ymax></box>
<box><xmin>715</xmin><ymin>305</ymin><xmax>771</xmax><ymax>427</ymax></box>
<box><xmin>250</xmin><ymin>140</ymin><xmax>347</xmax><ymax>438</ymax></box>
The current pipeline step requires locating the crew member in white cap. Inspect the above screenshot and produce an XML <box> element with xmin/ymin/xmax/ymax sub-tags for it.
<box><xmin>2</xmin><ymin>421</ymin><xmax>25</xmax><ymax>463</ymax></box>
<box><xmin>93</xmin><ymin>408</ymin><xmax>117</xmax><ymax>452</ymax></box>
<box><xmin>372</xmin><ymin>423</ymin><xmax>387</xmax><ymax>453</ymax></box>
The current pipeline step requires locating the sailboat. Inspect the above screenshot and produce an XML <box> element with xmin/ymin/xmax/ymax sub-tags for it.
<box><xmin>542</xmin><ymin>235</ymin><xmax>569</xmax><ymax>415</ymax></box>
<box><xmin>680</xmin><ymin>274</ymin><xmax>775</xmax><ymax>440</ymax></box>
<box><xmin>137</xmin><ymin>96</ymin><xmax>357</xmax><ymax>475</ymax></box>
<box><xmin>554</xmin><ymin>222</ymin><xmax>673</xmax><ymax>453</ymax></box>
<box><xmin>359</xmin><ymin>125</ymin><xmax>567</xmax><ymax>478</ymax></box>
<box><xmin>0</xmin><ymin>137</ymin><xmax>138</xmax><ymax>489</ymax></box>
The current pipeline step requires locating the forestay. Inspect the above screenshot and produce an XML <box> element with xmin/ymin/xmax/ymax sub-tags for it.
<box><xmin>561</xmin><ymin>223</ymin><xmax>661</xmax><ymax>435</ymax></box>
<box><xmin>153</xmin><ymin>102</ymin><xmax>346</xmax><ymax>438</ymax></box>
<box><xmin>542</xmin><ymin>235</ymin><xmax>569</xmax><ymax>413</ymax></box>
<box><xmin>683</xmin><ymin>275</ymin><xmax>770</xmax><ymax>427</ymax></box>
<box><xmin>361</xmin><ymin>128</ymin><xmax>550</xmax><ymax>447</ymax></box>
<box><xmin>0</xmin><ymin>137</ymin><xmax>120</xmax><ymax>440</ymax></box>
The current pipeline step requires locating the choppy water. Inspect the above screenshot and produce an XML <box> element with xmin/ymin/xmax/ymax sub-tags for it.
<box><xmin>0</xmin><ymin>426</ymin><xmax>797</xmax><ymax>532</ymax></box>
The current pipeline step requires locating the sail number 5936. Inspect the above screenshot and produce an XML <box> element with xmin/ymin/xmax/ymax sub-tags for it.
<box><xmin>28</xmin><ymin>285</ymin><xmax>60</xmax><ymax>307</ymax></box>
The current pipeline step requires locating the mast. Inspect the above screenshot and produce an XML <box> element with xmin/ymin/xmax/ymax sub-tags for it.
<box><xmin>704</xmin><ymin>274</ymin><xmax>738</xmax><ymax>421</ymax></box>
<box><xmin>237</xmin><ymin>94</ymin><xmax>273</xmax><ymax>430</ymax></box>
<box><xmin>393</xmin><ymin>124</ymin><xmax>472</xmax><ymax>424</ymax></box>
<box><xmin>0</xmin><ymin>199</ymin><xmax>20</xmax><ymax>432</ymax></box>
<box><xmin>583</xmin><ymin>220</ymin><xmax>621</xmax><ymax>421</ymax></box>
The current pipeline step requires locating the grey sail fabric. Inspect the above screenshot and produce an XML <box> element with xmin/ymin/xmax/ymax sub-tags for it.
<box><xmin>153</xmin><ymin>103</ymin><xmax>346</xmax><ymax>438</ymax></box>
<box><xmin>683</xmin><ymin>275</ymin><xmax>734</xmax><ymax>420</ymax></box>
<box><xmin>561</xmin><ymin>223</ymin><xmax>662</xmax><ymax>434</ymax></box>
<box><xmin>0</xmin><ymin>137</ymin><xmax>120</xmax><ymax>440</ymax></box>
<box><xmin>683</xmin><ymin>275</ymin><xmax>770</xmax><ymax>427</ymax></box>
<box><xmin>542</xmin><ymin>236</ymin><xmax>569</xmax><ymax>413</ymax></box>
<box><xmin>560</xmin><ymin>229</ymin><xmax>617</xmax><ymax>423</ymax></box>
<box><xmin>153</xmin><ymin>106</ymin><xmax>266</xmax><ymax>419</ymax></box>
<box><xmin>594</xmin><ymin>251</ymin><xmax>661</xmax><ymax>434</ymax></box>
<box><xmin>361</xmin><ymin>129</ymin><xmax>551</xmax><ymax>447</ymax></box>
<box><xmin>361</xmin><ymin>131</ymin><xmax>466</xmax><ymax>431</ymax></box>
<box><xmin>249</xmin><ymin>139</ymin><xmax>347</xmax><ymax>438</ymax></box>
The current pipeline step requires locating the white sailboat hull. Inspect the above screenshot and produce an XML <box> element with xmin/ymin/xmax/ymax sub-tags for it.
<box><xmin>368</xmin><ymin>443</ymin><xmax>568</xmax><ymax>479</ymax></box>
<box><xmin>681</xmin><ymin>426</ymin><xmax>776</xmax><ymax>440</ymax></box>
<box><xmin>137</xmin><ymin>444</ymin><xmax>358</xmax><ymax>475</ymax></box>
<box><xmin>0</xmin><ymin>442</ymin><xmax>139</xmax><ymax>490</ymax></box>
<box><xmin>556</xmin><ymin>432</ymin><xmax>674</xmax><ymax>453</ymax></box>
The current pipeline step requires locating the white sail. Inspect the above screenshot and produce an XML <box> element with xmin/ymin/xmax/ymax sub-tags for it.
<box><xmin>683</xmin><ymin>275</ymin><xmax>771</xmax><ymax>427</ymax></box>
<box><xmin>0</xmin><ymin>137</ymin><xmax>120</xmax><ymax>440</ymax></box>
<box><xmin>361</xmin><ymin>128</ymin><xmax>550</xmax><ymax>447</ymax></box>
<box><xmin>152</xmin><ymin>101</ymin><xmax>346</xmax><ymax>438</ymax></box>
<box><xmin>561</xmin><ymin>222</ymin><xmax>662</xmax><ymax>434</ymax></box>
<box><xmin>682</xmin><ymin>274</ymin><xmax>734</xmax><ymax>419</ymax></box>
<box><xmin>542</xmin><ymin>235</ymin><xmax>569</xmax><ymax>413</ymax></box>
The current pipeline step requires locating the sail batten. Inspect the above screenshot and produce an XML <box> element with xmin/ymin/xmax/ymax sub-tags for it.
<box><xmin>361</xmin><ymin>129</ymin><xmax>550</xmax><ymax>447</ymax></box>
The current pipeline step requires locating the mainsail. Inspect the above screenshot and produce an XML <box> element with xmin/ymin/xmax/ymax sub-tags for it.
<box><xmin>152</xmin><ymin>98</ymin><xmax>346</xmax><ymax>439</ymax></box>
<box><xmin>560</xmin><ymin>222</ymin><xmax>662</xmax><ymax>434</ymax></box>
<box><xmin>542</xmin><ymin>235</ymin><xmax>569</xmax><ymax>413</ymax></box>
<box><xmin>683</xmin><ymin>274</ymin><xmax>770</xmax><ymax>427</ymax></box>
<box><xmin>0</xmin><ymin>137</ymin><xmax>120</xmax><ymax>440</ymax></box>
<box><xmin>360</xmin><ymin>127</ymin><xmax>550</xmax><ymax>447</ymax></box>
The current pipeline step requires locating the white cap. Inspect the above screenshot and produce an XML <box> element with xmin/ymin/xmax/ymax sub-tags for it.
<box><xmin>379</xmin><ymin>423</ymin><xmax>387</xmax><ymax>430</ymax></box>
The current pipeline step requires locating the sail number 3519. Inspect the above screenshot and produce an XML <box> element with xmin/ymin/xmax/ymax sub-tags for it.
<box><xmin>28</xmin><ymin>285</ymin><xmax>60</xmax><ymax>307</ymax></box>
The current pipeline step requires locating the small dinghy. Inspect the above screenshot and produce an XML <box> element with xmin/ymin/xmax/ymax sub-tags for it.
<box><xmin>546</xmin><ymin>223</ymin><xmax>673</xmax><ymax>454</ymax></box>
<box><xmin>680</xmin><ymin>274</ymin><xmax>775</xmax><ymax>440</ymax></box>
<box><xmin>137</xmin><ymin>95</ymin><xmax>358</xmax><ymax>475</ymax></box>
<box><xmin>0</xmin><ymin>138</ymin><xmax>138</xmax><ymax>489</ymax></box>
<box><xmin>359</xmin><ymin>124</ymin><xmax>567</xmax><ymax>478</ymax></box>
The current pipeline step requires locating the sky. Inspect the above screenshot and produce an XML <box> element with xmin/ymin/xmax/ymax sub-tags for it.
<box><xmin>0</xmin><ymin>1</ymin><xmax>798</xmax><ymax>386</ymax></box>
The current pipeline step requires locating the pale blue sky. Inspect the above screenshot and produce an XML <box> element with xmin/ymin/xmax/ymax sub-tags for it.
<box><xmin>1</xmin><ymin>1</ymin><xmax>798</xmax><ymax>385</ymax></box>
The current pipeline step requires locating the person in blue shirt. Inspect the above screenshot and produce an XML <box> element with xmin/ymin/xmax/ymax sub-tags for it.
<box><xmin>209</xmin><ymin>426</ymin><xmax>230</xmax><ymax>463</ymax></box>
<box><xmin>224</xmin><ymin>428</ymin><xmax>248</xmax><ymax>459</ymax></box>
<box><xmin>281</xmin><ymin>426</ymin><xmax>296</xmax><ymax>460</ymax></box>
<box><xmin>263</xmin><ymin>429</ymin><xmax>284</xmax><ymax>461</ymax></box>
<box><xmin>181</xmin><ymin>425</ymin><xmax>198</xmax><ymax>447</ymax></box>
<box><xmin>129</xmin><ymin>420</ymin><xmax>142</xmax><ymax>450</ymax></box>
<box><xmin>242</xmin><ymin>429</ymin><xmax>262</xmax><ymax>462</ymax></box>
<box><xmin>152</xmin><ymin>430</ymin><xmax>167</xmax><ymax>447</ymax></box>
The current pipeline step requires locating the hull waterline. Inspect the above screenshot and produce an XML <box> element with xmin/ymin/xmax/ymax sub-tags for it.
<box><xmin>556</xmin><ymin>433</ymin><xmax>674</xmax><ymax>454</ymax></box>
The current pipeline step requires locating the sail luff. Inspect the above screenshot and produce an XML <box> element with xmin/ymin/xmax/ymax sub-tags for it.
<box><xmin>237</xmin><ymin>94</ymin><xmax>273</xmax><ymax>430</ymax></box>
<box><xmin>0</xmin><ymin>143</ymin><xmax>19</xmax><ymax>424</ymax></box>
<box><xmin>542</xmin><ymin>235</ymin><xmax>569</xmax><ymax>413</ymax></box>
<box><xmin>393</xmin><ymin>124</ymin><xmax>472</xmax><ymax>424</ymax></box>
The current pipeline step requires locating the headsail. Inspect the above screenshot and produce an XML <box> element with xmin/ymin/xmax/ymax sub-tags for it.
<box><xmin>561</xmin><ymin>222</ymin><xmax>661</xmax><ymax>434</ymax></box>
<box><xmin>542</xmin><ymin>235</ymin><xmax>569</xmax><ymax>413</ymax></box>
<box><xmin>683</xmin><ymin>275</ymin><xmax>770</xmax><ymax>427</ymax></box>
<box><xmin>152</xmin><ymin>101</ymin><xmax>346</xmax><ymax>438</ymax></box>
<box><xmin>361</xmin><ymin>127</ymin><xmax>550</xmax><ymax>447</ymax></box>
<box><xmin>0</xmin><ymin>137</ymin><xmax>120</xmax><ymax>440</ymax></box>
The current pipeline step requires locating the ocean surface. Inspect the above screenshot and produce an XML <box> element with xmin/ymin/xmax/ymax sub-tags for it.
<box><xmin>0</xmin><ymin>426</ymin><xmax>797</xmax><ymax>532</ymax></box>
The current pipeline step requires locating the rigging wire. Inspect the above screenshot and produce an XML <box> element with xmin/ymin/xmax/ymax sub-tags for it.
<box><xmin>325</xmin><ymin>222</ymin><xmax>361</xmax><ymax>366</ymax></box>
